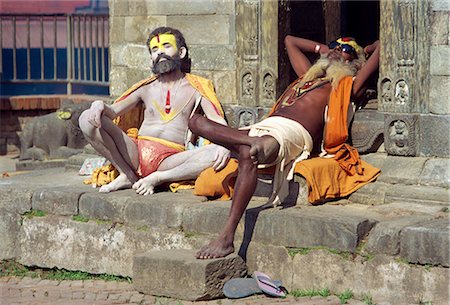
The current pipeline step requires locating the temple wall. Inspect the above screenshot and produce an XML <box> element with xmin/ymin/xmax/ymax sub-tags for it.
<box><xmin>430</xmin><ymin>1</ymin><xmax>450</xmax><ymax>115</ymax></box>
<box><xmin>422</xmin><ymin>0</ymin><xmax>450</xmax><ymax>157</ymax></box>
<box><xmin>108</xmin><ymin>0</ymin><xmax>237</xmax><ymax>105</ymax></box>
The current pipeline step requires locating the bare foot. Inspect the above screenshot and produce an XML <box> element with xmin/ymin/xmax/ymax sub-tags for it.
<box><xmin>132</xmin><ymin>172</ymin><xmax>160</xmax><ymax>196</ymax></box>
<box><xmin>249</xmin><ymin>136</ymin><xmax>280</xmax><ymax>164</ymax></box>
<box><xmin>99</xmin><ymin>173</ymin><xmax>132</xmax><ymax>193</ymax></box>
<box><xmin>196</xmin><ymin>236</ymin><xmax>235</xmax><ymax>259</ymax></box>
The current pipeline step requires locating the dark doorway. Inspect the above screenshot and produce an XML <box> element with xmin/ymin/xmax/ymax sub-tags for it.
<box><xmin>283</xmin><ymin>0</ymin><xmax>380</xmax><ymax>86</ymax></box>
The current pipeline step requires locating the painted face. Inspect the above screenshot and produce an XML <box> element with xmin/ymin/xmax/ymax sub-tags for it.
<box><xmin>149</xmin><ymin>33</ymin><xmax>178</xmax><ymax>59</ymax></box>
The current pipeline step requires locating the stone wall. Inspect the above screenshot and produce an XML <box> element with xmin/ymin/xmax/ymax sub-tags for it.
<box><xmin>108</xmin><ymin>0</ymin><xmax>237</xmax><ymax>105</ymax></box>
<box><xmin>430</xmin><ymin>1</ymin><xmax>450</xmax><ymax>115</ymax></box>
<box><xmin>421</xmin><ymin>0</ymin><xmax>450</xmax><ymax>157</ymax></box>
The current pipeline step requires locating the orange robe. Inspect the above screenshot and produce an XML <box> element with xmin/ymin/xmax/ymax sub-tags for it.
<box><xmin>195</xmin><ymin>76</ymin><xmax>381</xmax><ymax>203</ymax></box>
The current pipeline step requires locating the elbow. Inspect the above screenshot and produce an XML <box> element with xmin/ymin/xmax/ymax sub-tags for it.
<box><xmin>188</xmin><ymin>114</ymin><xmax>202</xmax><ymax>134</ymax></box>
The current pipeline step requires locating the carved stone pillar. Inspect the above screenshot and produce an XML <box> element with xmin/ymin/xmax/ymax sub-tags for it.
<box><xmin>235</xmin><ymin>0</ymin><xmax>281</xmax><ymax>125</ymax></box>
<box><xmin>379</xmin><ymin>0</ymin><xmax>431</xmax><ymax>156</ymax></box>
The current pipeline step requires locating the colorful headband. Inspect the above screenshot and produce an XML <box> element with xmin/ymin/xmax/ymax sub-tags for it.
<box><xmin>336</xmin><ymin>37</ymin><xmax>363</xmax><ymax>55</ymax></box>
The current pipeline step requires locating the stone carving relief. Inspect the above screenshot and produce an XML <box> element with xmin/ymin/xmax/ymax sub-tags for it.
<box><xmin>381</xmin><ymin>78</ymin><xmax>392</xmax><ymax>104</ymax></box>
<box><xmin>236</xmin><ymin>108</ymin><xmax>257</xmax><ymax>128</ymax></box>
<box><xmin>384</xmin><ymin>115</ymin><xmax>417</xmax><ymax>156</ymax></box>
<box><xmin>262</xmin><ymin>73</ymin><xmax>275</xmax><ymax>100</ymax></box>
<box><xmin>242</xmin><ymin>72</ymin><xmax>254</xmax><ymax>99</ymax></box>
<box><xmin>394</xmin><ymin>80</ymin><xmax>410</xmax><ymax>105</ymax></box>
<box><xmin>389</xmin><ymin>120</ymin><xmax>408</xmax><ymax>150</ymax></box>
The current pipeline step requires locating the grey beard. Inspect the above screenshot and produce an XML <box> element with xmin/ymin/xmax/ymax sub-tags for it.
<box><xmin>300</xmin><ymin>56</ymin><xmax>357</xmax><ymax>89</ymax></box>
<box><xmin>152</xmin><ymin>58</ymin><xmax>181</xmax><ymax>75</ymax></box>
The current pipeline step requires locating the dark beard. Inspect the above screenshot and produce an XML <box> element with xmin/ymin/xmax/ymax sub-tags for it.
<box><xmin>152</xmin><ymin>54</ymin><xmax>182</xmax><ymax>75</ymax></box>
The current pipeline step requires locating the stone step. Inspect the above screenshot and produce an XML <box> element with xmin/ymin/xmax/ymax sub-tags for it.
<box><xmin>18</xmin><ymin>215</ymin><xmax>210</xmax><ymax>277</ymax></box>
<box><xmin>133</xmin><ymin>249</ymin><xmax>247</xmax><ymax>301</ymax></box>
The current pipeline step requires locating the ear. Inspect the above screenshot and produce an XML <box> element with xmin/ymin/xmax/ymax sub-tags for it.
<box><xmin>179</xmin><ymin>46</ymin><xmax>187</xmax><ymax>59</ymax></box>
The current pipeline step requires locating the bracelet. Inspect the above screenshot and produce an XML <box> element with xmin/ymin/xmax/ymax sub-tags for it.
<box><xmin>314</xmin><ymin>44</ymin><xmax>321</xmax><ymax>54</ymax></box>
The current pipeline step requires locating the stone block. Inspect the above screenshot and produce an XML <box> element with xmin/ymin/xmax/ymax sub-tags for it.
<box><xmin>0</xmin><ymin>186</ymin><xmax>32</xmax><ymax>213</ymax></box>
<box><xmin>348</xmin><ymin>181</ymin><xmax>387</xmax><ymax>205</ymax></box>
<box><xmin>431</xmin><ymin>45</ymin><xmax>450</xmax><ymax>76</ymax></box>
<box><xmin>110</xmin><ymin>44</ymin><xmax>127</xmax><ymax>67</ymax></box>
<box><xmin>400</xmin><ymin>219</ymin><xmax>450</xmax><ymax>267</ymax></box>
<box><xmin>110</xmin><ymin>66</ymin><xmax>152</xmax><ymax>98</ymax></box>
<box><xmin>429</xmin><ymin>76</ymin><xmax>450</xmax><ymax>115</ymax></box>
<box><xmin>375</xmin><ymin>156</ymin><xmax>427</xmax><ymax>185</ymax></box>
<box><xmin>385</xmin><ymin>184</ymin><xmax>449</xmax><ymax>205</ymax></box>
<box><xmin>109</xmin><ymin>0</ymin><xmax>129</xmax><ymax>17</ymax></box>
<box><xmin>419</xmin><ymin>114</ymin><xmax>450</xmax><ymax>157</ymax></box>
<box><xmin>419</xmin><ymin>158</ymin><xmax>450</xmax><ymax>188</ymax></box>
<box><xmin>181</xmin><ymin>202</ymin><xmax>231</xmax><ymax>235</ymax></box>
<box><xmin>368</xmin><ymin>201</ymin><xmax>446</xmax><ymax>218</ymax></box>
<box><xmin>79</xmin><ymin>191</ymin><xmax>132</xmax><ymax>222</ymax></box>
<box><xmin>431</xmin><ymin>11</ymin><xmax>449</xmax><ymax>45</ymax></box>
<box><xmin>133</xmin><ymin>249</ymin><xmax>247</xmax><ymax>300</ymax></box>
<box><xmin>124</xmin><ymin>192</ymin><xmax>200</xmax><ymax>228</ymax></box>
<box><xmin>365</xmin><ymin>215</ymin><xmax>434</xmax><ymax>256</ymax></box>
<box><xmin>251</xmin><ymin>205</ymin><xmax>378</xmax><ymax>252</ymax></box>
<box><xmin>0</xmin><ymin>208</ymin><xmax>21</xmax><ymax>260</ymax></box>
<box><xmin>19</xmin><ymin>215</ymin><xmax>200</xmax><ymax>277</ymax></box>
<box><xmin>168</xmin><ymin>15</ymin><xmax>231</xmax><ymax>45</ymax></box>
<box><xmin>144</xmin><ymin>0</ymin><xmax>234</xmax><ymax>15</ymax></box>
<box><xmin>109</xmin><ymin>16</ymin><xmax>125</xmax><ymax>44</ymax></box>
<box><xmin>124</xmin><ymin>16</ymin><xmax>167</xmax><ymax>43</ymax></box>
<box><xmin>245</xmin><ymin>243</ymin><xmax>293</xmax><ymax>290</ymax></box>
<box><xmin>32</xmin><ymin>187</ymin><xmax>83</xmax><ymax>216</ymax></box>
<box><xmin>16</xmin><ymin>160</ymin><xmax>67</xmax><ymax>171</ymax></box>
<box><xmin>432</xmin><ymin>0</ymin><xmax>450</xmax><ymax>11</ymax></box>
<box><xmin>351</xmin><ymin>109</ymin><xmax>385</xmax><ymax>153</ymax></box>
<box><xmin>292</xmin><ymin>250</ymin><xmax>449</xmax><ymax>305</ymax></box>
<box><xmin>189</xmin><ymin>45</ymin><xmax>235</xmax><ymax>71</ymax></box>
<box><xmin>212</xmin><ymin>70</ymin><xmax>237</xmax><ymax>105</ymax></box>
<box><xmin>122</xmin><ymin>44</ymin><xmax>151</xmax><ymax>70</ymax></box>
<box><xmin>383</xmin><ymin>113</ymin><xmax>419</xmax><ymax>156</ymax></box>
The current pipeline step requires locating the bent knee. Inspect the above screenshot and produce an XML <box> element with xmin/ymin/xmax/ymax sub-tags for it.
<box><xmin>78</xmin><ymin>110</ymin><xmax>98</xmax><ymax>135</ymax></box>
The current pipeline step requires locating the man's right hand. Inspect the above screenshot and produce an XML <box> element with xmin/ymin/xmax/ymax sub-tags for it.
<box><xmin>87</xmin><ymin>100</ymin><xmax>105</xmax><ymax>128</ymax></box>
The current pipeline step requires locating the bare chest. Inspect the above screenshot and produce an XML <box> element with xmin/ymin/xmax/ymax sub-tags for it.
<box><xmin>141</xmin><ymin>82</ymin><xmax>198</xmax><ymax>124</ymax></box>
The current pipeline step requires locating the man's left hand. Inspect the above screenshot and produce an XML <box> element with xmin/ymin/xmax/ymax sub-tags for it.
<box><xmin>212</xmin><ymin>145</ymin><xmax>230</xmax><ymax>171</ymax></box>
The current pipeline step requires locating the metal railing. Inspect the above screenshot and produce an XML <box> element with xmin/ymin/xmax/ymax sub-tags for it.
<box><xmin>0</xmin><ymin>13</ymin><xmax>109</xmax><ymax>95</ymax></box>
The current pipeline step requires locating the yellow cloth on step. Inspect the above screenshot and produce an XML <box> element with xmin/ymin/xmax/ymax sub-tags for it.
<box><xmin>194</xmin><ymin>159</ymin><xmax>239</xmax><ymax>200</ymax></box>
<box><xmin>294</xmin><ymin>158</ymin><xmax>380</xmax><ymax>204</ymax></box>
<box><xmin>83</xmin><ymin>164</ymin><xmax>119</xmax><ymax>186</ymax></box>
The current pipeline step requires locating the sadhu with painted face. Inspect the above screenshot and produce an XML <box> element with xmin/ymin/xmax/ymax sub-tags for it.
<box><xmin>189</xmin><ymin>36</ymin><xmax>381</xmax><ymax>259</ymax></box>
<box><xmin>79</xmin><ymin>27</ymin><xmax>230</xmax><ymax>195</ymax></box>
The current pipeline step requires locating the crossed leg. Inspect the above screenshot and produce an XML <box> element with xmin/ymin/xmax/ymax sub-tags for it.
<box><xmin>188</xmin><ymin>114</ymin><xmax>281</xmax><ymax>259</ymax></box>
<box><xmin>132</xmin><ymin>144</ymin><xmax>228</xmax><ymax>196</ymax></box>
<box><xmin>79</xmin><ymin>111</ymin><xmax>139</xmax><ymax>192</ymax></box>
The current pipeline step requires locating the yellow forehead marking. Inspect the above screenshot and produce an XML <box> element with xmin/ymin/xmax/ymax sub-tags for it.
<box><xmin>149</xmin><ymin>33</ymin><xmax>177</xmax><ymax>51</ymax></box>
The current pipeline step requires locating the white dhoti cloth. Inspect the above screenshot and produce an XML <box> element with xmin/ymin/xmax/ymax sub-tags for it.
<box><xmin>243</xmin><ymin>116</ymin><xmax>313</xmax><ymax>206</ymax></box>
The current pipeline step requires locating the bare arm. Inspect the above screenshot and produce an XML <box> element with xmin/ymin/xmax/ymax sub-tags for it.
<box><xmin>87</xmin><ymin>88</ymin><xmax>143</xmax><ymax>128</ymax></box>
<box><xmin>284</xmin><ymin>35</ymin><xmax>330</xmax><ymax>77</ymax></box>
<box><xmin>352</xmin><ymin>40</ymin><xmax>380</xmax><ymax>99</ymax></box>
<box><xmin>198</xmin><ymin>96</ymin><xmax>230</xmax><ymax>171</ymax></box>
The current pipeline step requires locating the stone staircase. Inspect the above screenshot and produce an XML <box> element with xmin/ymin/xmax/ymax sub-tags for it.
<box><xmin>0</xmin><ymin>153</ymin><xmax>448</xmax><ymax>304</ymax></box>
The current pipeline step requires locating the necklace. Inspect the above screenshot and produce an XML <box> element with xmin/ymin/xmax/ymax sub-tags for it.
<box><xmin>160</xmin><ymin>78</ymin><xmax>183</xmax><ymax>114</ymax></box>
<box><xmin>281</xmin><ymin>77</ymin><xmax>329</xmax><ymax>106</ymax></box>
